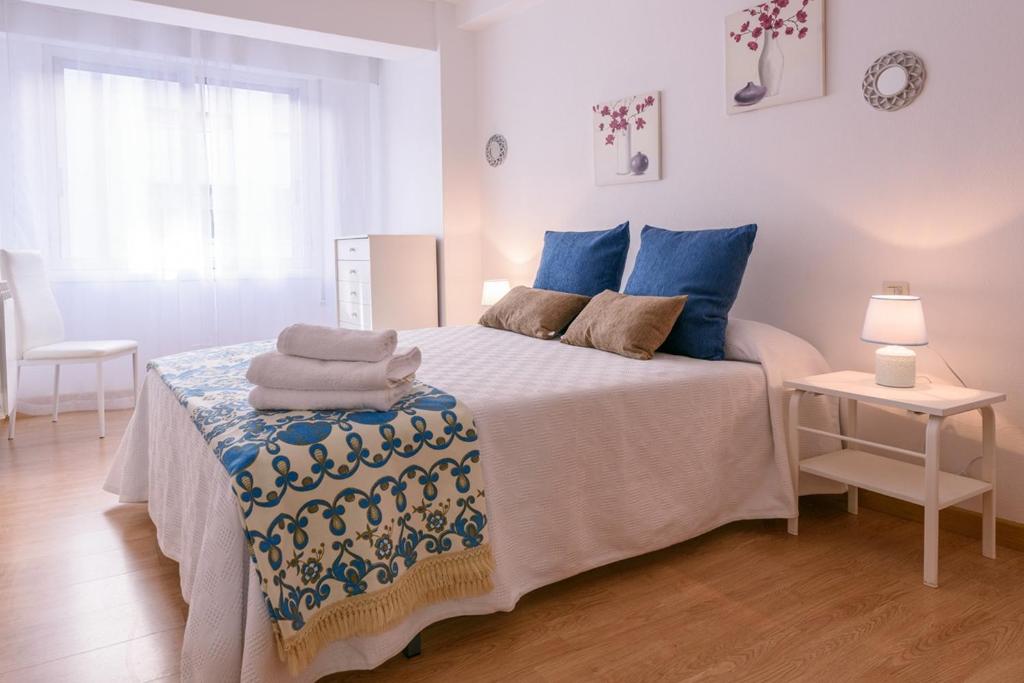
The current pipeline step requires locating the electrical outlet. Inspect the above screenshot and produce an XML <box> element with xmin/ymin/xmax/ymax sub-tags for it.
<box><xmin>882</xmin><ymin>280</ymin><xmax>910</xmax><ymax>296</ymax></box>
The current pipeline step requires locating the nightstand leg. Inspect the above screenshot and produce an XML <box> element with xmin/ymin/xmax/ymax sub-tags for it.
<box><xmin>842</xmin><ymin>399</ymin><xmax>859</xmax><ymax>515</ymax></box>
<box><xmin>841</xmin><ymin>398</ymin><xmax>859</xmax><ymax>448</ymax></box>
<box><xmin>981</xmin><ymin>406</ymin><xmax>997</xmax><ymax>559</ymax></box>
<box><xmin>787</xmin><ymin>390</ymin><xmax>804</xmax><ymax>536</ymax></box>
<box><xmin>923</xmin><ymin>416</ymin><xmax>943</xmax><ymax>588</ymax></box>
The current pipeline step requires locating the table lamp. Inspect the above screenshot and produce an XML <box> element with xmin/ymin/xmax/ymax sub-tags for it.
<box><xmin>860</xmin><ymin>294</ymin><xmax>928</xmax><ymax>388</ymax></box>
<box><xmin>481</xmin><ymin>279</ymin><xmax>511</xmax><ymax>306</ymax></box>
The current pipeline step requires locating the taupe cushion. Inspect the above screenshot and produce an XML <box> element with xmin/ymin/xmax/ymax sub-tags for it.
<box><xmin>479</xmin><ymin>286</ymin><xmax>591</xmax><ymax>339</ymax></box>
<box><xmin>561</xmin><ymin>290</ymin><xmax>687</xmax><ymax>360</ymax></box>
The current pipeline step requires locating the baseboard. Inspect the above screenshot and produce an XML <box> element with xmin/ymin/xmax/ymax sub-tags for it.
<box><xmin>854</xmin><ymin>490</ymin><xmax>1024</xmax><ymax>553</ymax></box>
<box><xmin>12</xmin><ymin>389</ymin><xmax>135</xmax><ymax>417</ymax></box>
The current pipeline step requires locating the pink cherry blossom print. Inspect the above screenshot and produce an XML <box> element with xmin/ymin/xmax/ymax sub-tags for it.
<box><xmin>727</xmin><ymin>0</ymin><xmax>815</xmax><ymax>51</ymax></box>
<box><xmin>594</xmin><ymin>93</ymin><xmax>658</xmax><ymax>147</ymax></box>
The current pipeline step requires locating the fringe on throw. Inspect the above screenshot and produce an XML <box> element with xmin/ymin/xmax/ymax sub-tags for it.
<box><xmin>276</xmin><ymin>544</ymin><xmax>494</xmax><ymax>674</ymax></box>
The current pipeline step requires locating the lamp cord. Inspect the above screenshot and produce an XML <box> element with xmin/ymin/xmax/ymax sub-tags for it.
<box><xmin>933</xmin><ymin>349</ymin><xmax>983</xmax><ymax>476</ymax></box>
<box><xmin>914</xmin><ymin>347</ymin><xmax>978</xmax><ymax>475</ymax></box>
<box><xmin>915</xmin><ymin>346</ymin><xmax>967</xmax><ymax>388</ymax></box>
<box><xmin>929</xmin><ymin>346</ymin><xmax>968</xmax><ymax>388</ymax></box>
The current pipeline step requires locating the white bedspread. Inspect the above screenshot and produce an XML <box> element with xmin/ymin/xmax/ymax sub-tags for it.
<box><xmin>105</xmin><ymin>320</ymin><xmax>838</xmax><ymax>682</ymax></box>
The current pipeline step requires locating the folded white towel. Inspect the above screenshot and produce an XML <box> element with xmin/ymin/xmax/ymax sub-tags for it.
<box><xmin>246</xmin><ymin>348</ymin><xmax>421</xmax><ymax>392</ymax></box>
<box><xmin>248</xmin><ymin>381</ymin><xmax>414</xmax><ymax>412</ymax></box>
<box><xmin>277</xmin><ymin>323</ymin><xmax>398</xmax><ymax>363</ymax></box>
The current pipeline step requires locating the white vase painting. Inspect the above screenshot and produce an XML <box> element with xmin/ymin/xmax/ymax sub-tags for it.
<box><xmin>593</xmin><ymin>91</ymin><xmax>661</xmax><ymax>186</ymax></box>
<box><xmin>726</xmin><ymin>0</ymin><xmax>824</xmax><ymax>114</ymax></box>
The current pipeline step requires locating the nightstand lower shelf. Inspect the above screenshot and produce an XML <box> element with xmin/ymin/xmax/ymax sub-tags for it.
<box><xmin>800</xmin><ymin>450</ymin><xmax>992</xmax><ymax>509</ymax></box>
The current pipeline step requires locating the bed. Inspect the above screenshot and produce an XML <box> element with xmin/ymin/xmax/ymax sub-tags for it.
<box><xmin>105</xmin><ymin>320</ymin><xmax>838</xmax><ymax>682</ymax></box>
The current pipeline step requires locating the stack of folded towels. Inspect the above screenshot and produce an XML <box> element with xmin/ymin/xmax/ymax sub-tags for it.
<box><xmin>246</xmin><ymin>323</ymin><xmax>421</xmax><ymax>411</ymax></box>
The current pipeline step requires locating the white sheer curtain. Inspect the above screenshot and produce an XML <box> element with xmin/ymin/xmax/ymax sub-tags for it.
<box><xmin>58</xmin><ymin>58</ymin><xmax>209</xmax><ymax>278</ymax></box>
<box><xmin>0</xmin><ymin>0</ymin><xmax>381</xmax><ymax>409</ymax></box>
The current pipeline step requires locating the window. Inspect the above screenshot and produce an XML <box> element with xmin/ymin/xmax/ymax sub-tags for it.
<box><xmin>54</xmin><ymin>57</ymin><xmax>312</xmax><ymax>279</ymax></box>
<box><xmin>203</xmin><ymin>80</ymin><xmax>304</xmax><ymax>277</ymax></box>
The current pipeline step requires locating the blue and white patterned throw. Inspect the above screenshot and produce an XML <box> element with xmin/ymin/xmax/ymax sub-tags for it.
<box><xmin>150</xmin><ymin>341</ymin><xmax>493</xmax><ymax>672</ymax></box>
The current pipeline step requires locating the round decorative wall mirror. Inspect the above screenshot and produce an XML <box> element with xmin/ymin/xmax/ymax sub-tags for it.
<box><xmin>863</xmin><ymin>51</ymin><xmax>926</xmax><ymax>112</ymax></box>
<box><xmin>485</xmin><ymin>134</ymin><xmax>508</xmax><ymax>167</ymax></box>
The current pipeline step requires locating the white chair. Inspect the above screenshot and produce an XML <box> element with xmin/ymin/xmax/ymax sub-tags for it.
<box><xmin>1</xmin><ymin>249</ymin><xmax>138</xmax><ymax>439</ymax></box>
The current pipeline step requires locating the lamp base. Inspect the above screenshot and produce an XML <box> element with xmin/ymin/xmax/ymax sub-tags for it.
<box><xmin>875</xmin><ymin>345</ymin><xmax>917</xmax><ymax>388</ymax></box>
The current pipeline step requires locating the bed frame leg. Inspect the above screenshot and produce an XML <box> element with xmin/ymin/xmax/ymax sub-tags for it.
<box><xmin>403</xmin><ymin>633</ymin><xmax>422</xmax><ymax>659</ymax></box>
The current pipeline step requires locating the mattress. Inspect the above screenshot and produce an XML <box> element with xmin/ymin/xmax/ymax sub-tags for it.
<box><xmin>105</xmin><ymin>320</ymin><xmax>839</xmax><ymax>682</ymax></box>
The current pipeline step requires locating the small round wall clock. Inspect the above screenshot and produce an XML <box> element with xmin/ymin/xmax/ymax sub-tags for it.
<box><xmin>485</xmin><ymin>134</ymin><xmax>508</xmax><ymax>167</ymax></box>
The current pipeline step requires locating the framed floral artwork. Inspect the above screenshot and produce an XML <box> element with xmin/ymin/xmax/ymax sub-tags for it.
<box><xmin>592</xmin><ymin>91</ymin><xmax>661</xmax><ymax>186</ymax></box>
<box><xmin>725</xmin><ymin>0</ymin><xmax>824</xmax><ymax>114</ymax></box>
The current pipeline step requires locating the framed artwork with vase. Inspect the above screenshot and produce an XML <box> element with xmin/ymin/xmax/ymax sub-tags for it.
<box><xmin>592</xmin><ymin>91</ymin><xmax>661</xmax><ymax>186</ymax></box>
<box><xmin>725</xmin><ymin>0</ymin><xmax>824</xmax><ymax>114</ymax></box>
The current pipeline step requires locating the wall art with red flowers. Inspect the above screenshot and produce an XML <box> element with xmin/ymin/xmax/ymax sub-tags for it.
<box><xmin>725</xmin><ymin>0</ymin><xmax>824</xmax><ymax>114</ymax></box>
<box><xmin>592</xmin><ymin>91</ymin><xmax>661</xmax><ymax>186</ymax></box>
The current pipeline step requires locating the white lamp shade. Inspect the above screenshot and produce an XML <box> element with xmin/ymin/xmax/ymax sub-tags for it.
<box><xmin>860</xmin><ymin>295</ymin><xmax>928</xmax><ymax>346</ymax></box>
<box><xmin>481</xmin><ymin>279</ymin><xmax>511</xmax><ymax>306</ymax></box>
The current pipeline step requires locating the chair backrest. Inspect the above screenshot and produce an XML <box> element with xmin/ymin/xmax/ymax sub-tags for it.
<box><xmin>0</xmin><ymin>249</ymin><xmax>65</xmax><ymax>357</ymax></box>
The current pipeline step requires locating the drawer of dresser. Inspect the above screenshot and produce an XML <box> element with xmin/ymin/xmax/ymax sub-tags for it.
<box><xmin>337</xmin><ymin>280</ymin><xmax>372</xmax><ymax>306</ymax></box>
<box><xmin>338</xmin><ymin>299</ymin><xmax>373</xmax><ymax>330</ymax></box>
<box><xmin>336</xmin><ymin>238</ymin><xmax>370</xmax><ymax>261</ymax></box>
<box><xmin>337</xmin><ymin>259</ymin><xmax>371</xmax><ymax>283</ymax></box>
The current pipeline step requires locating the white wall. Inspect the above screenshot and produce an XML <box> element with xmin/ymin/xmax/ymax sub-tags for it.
<box><xmin>435</xmin><ymin>1</ymin><xmax>483</xmax><ymax>325</ymax></box>
<box><xmin>376</xmin><ymin>5</ymin><xmax>480</xmax><ymax>327</ymax></box>
<box><xmin>455</xmin><ymin>0</ymin><xmax>548</xmax><ymax>30</ymax></box>
<box><xmin>379</xmin><ymin>52</ymin><xmax>444</xmax><ymax>238</ymax></box>
<box><xmin>472</xmin><ymin>0</ymin><xmax>1024</xmax><ymax>520</ymax></box>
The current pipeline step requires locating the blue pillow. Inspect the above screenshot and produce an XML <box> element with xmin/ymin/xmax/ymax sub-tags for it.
<box><xmin>533</xmin><ymin>222</ymin><xmax>630</xmax><ymax>297</ymax></box>
<box><xmin>624</xmin><ymin>224</ymin><xmax>757</xmax><ymax>360</ymax></box>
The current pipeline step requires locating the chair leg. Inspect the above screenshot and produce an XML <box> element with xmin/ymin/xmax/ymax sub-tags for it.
<box><xmin>96</xmin><ymin>361</ymin><xmax>105</xmax><ymax>439</ymax></box>
<box><xmin>131</xmin><ymin>351</ymin><xmax>139</xmax><ymax>407</ymax></box>
<box><xmin>52</xmin><ymin>365</ymin><xmax>61</xmax><ymax>423</ymax></box>
<box><xmin>8</xmin><ymin>365</ymin><xmax>20</xmax><ymax>440</ymax></box>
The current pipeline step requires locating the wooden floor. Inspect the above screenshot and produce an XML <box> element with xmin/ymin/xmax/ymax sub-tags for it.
<box><xmin>2</xmin><ymin>412</ymin><xmax>1024</xmax><ymax>682</ymax></box>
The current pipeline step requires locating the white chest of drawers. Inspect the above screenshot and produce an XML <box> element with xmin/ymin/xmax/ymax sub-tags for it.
<box><xmin>335</xmin><ymin>235</ymin><xmax>439</xmax><ymax>331</ymax></box>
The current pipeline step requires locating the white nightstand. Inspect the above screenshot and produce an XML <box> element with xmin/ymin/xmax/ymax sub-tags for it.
<box><xmin>784</xmin><ymin>370</ymin><xmax>1006</xmax><ymax>588</ymax></box>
